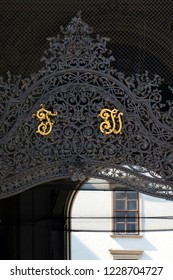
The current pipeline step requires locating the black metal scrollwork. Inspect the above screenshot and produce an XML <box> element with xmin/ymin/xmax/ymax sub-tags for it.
<box><xmin>0</xmin><ymin>13</ymin><xmax>173</xmax><ymax>199</ymax></box>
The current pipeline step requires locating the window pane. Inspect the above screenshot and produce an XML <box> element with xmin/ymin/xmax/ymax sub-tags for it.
<box><xmin>127</xmin><ymin>200</ymin><xmax>137</xmax><ymax>210</ymax></box>
<box><xmin>116</xmin><ymin>200</ymin><xmax>125</xmax><ymax>210</ymax></box>
<box><xmin>127</xmin><ymin>223</ymin><xmax>137</xmax><ymax>233</ymax></box>
<box><xmin>116</xmin><ymin>211</ymin><xmax>125</xmax><ymax>222</ymax></box>
<box><xmin>127</xmin><ymin>191</ymin><xmax>137</xmax><ymax>199</ymax></box>
<box><xmin>116</xmin><ymin>191</ymin><xmax>126</xmax><ymax>199</ymax></box>
<box><xmin>116</xmin><ymin>211</ymin><xmax>125</xmax><ymax>217</ymax></box>
<box><xmin>115</xmin><ymin>217</ymin><xmax>125</xmax><ymax>223</ymax></box>
<box><xmin>116</xmin><ymin>223</ymin><xmax>125</xmax><ymax>233</ymax></box>
<box><xmin>127</xmin><ymin>212</ymin><xmax>137</xmax><ymax>222</ymax></box>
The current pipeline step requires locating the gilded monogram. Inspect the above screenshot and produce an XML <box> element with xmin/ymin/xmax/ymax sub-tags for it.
<box><xmin>32</xmin><ymin>105</ymin><xmax>58</xmax><ymax>136</ymax></box>
<box><xmin>99</xmin><ymin>108</ymin><xmax>123</xmax><ymax>135</ymax></box>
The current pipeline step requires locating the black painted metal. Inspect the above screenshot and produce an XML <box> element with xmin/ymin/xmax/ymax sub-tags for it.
<box><xmin>1</xmin><ymin>14</ymin><xmax>173</xmax><ymax>199</ymax></box>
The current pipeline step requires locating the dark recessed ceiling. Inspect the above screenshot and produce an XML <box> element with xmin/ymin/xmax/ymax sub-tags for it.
<box><xmin>0</xmin><ymin>0</ymin><xmax>173</xmax><ymax>83</ymax></box>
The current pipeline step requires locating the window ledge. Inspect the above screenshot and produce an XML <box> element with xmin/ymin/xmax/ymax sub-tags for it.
<box><xmin>109</xmin><ymin>249</ymin><xmax>143</xmax><ymax>260</ymax></box>
<box><xmin>110</xmin><ymin>234</ymin><xmax>143</xmax><ymax>238</ymax></box>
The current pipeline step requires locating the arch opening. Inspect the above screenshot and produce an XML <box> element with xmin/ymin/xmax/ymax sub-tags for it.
<box><xmin>0</xmin><ymin>179</ymin><xmax>81</xmax><ymax>260</ymax></box>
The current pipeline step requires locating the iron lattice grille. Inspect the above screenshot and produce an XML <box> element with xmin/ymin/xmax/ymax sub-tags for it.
<box><xmin>0</xmin><ymin>6</ymin><xmax>173</xmax><ymax>199</ymax></box>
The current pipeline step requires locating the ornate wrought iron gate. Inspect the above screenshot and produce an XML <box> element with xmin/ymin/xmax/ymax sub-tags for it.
<box><xmin>1</xmin><ymin>14</ymin><xmax>173</xmax><ymax>199</ymax></box>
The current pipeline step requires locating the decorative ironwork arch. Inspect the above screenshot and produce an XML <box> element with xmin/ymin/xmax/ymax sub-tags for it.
<box><xmin>1</xmin><ymin>13</ymin><xmax>173</xmax><ymax>199</ymax></box>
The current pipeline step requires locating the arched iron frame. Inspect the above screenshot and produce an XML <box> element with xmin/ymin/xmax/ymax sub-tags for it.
<box><xmin>1</xmin><ymin>13</ymin><xmax>173</xmax><ymax>199</ymax></box>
